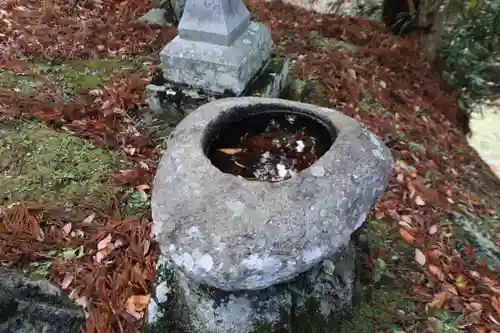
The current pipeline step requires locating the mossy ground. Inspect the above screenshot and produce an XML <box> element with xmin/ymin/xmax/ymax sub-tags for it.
<box><xmin>0</xmin><ymin>57</ymin><xmax>149</xmax><ymax>97</ymax></box>
<box><xmin>0</xmin><ymin>120</ymin><xmax>126</xmax><ymax>210</ymax></box>
<box><xmin>0</xmin><ymin>57</ymin><xmax>150</xmax><ymax>211</ymax></box>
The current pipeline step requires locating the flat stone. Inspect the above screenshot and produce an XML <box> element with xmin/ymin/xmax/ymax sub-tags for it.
<box><xmin>148</xmin><ymin>244</ymin><xmax>356</xmax><ymax>333</ymax></box>
<box><xmin>0</xmin><ymin>267</ymin><xmax>85</xmax><ymax>333</ymax></box>
<box><xmin>152</xmin><ymin>97</ymin><xmax>394</xmax><ymax>291</ymax></box>
<box><xmin>160</xmin><ymin>21</ymin><xmax>272</xmax><ymax>95</ymax></box>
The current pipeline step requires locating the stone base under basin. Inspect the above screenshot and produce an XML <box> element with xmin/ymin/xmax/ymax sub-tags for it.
<box><xmin>142</xmin><ymin>54</ymin><xmax>289</xmax><ymax>141</ymax></box>
<box><xmin>147</xmin><ymin>243</ymin><xmax>356</xmax><ymax>333</ymax></box>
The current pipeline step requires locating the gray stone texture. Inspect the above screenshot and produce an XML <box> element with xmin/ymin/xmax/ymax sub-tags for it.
<box><xmin>152</xmin><ymin>97</ymin><xmax>394</xmax><ymax>292</ymax></box>
<box><xmin>160</xmin><ymin>21</ymin><xmax>272</xmax><ymax>95</ymax></box>
<box><xmin>146</xmin><ymin>53</ymin><xmax>290</xmax><ymax>119</ymax></box>
<box><xmin>159</xmin><ymin>0</ymin><xmax>273</xmax><ymax>95</ymax></box>
<box><xmin>148</xmin><ymin>244</ymin><xmax>356</xmax><ymax>333</ymax></box>
<box><xmin>170</xmin><ymin>0</ymin><xmax>186</xmax><ymax>22</ymax></box>
<box><xmin>0</xmin><ymin>267</ymin><xmax>85</xmax><ymax>333</ymax></box>
<box><xmin>178</xmin><ymin>0</ymin><xmax>250</xmax><ymax>46</ymax></box>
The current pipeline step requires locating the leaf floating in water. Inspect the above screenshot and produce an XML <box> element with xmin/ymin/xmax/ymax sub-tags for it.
<box><xmin>233</xmin><ymin>161</ymin><xmax>247</xmax><ymax>169</ymax></box>
<box><xmin>219</xmin><ymin>148</ymin><xmax>243</xmax><ymax>155</ymax></box>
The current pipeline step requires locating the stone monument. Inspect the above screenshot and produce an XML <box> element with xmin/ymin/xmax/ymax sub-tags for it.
<box><xmin>148</xmin><ymin>97</ymin><xmax>394</xmax><ymax>333</ymax></box>
<box><xmin>145</xmin><ymin>0</ymin><xmax>290</xmax><ymax>128</ymax></box>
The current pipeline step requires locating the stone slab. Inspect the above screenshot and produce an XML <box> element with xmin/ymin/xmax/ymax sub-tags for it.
<box><xmin>148</xmin><ymin>243</ymin><xmax>356</xmax><ymax>333</ymax></box>
<box><xmin>152</xmin><ymin>97</ymin><xmax>394</xmax><ymax>291</ymax></box>
<box><xmin>160</xmin><ymin>21</ymin><xmax>272</xmax><ymax>95</ymax></box>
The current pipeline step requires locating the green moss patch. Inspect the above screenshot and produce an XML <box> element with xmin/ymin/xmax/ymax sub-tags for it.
<box><xmin>1</xmin><ymin>57</ymin><xmax>149</xmax><ymax>98</ymax></box>
<box><xmin>0</xmin><ymin>120</ymin><xmax>125</xmax><ymax>209</ymax></box>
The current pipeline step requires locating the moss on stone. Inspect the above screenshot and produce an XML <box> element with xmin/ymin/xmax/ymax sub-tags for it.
<box><xmin>246</xmin><ymin>53</ymin><xmax>287</xmax><ymax>97</ymax></box>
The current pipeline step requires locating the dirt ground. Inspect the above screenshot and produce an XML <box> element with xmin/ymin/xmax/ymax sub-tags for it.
<box><xmin>0</xmin><ymin>1</ymin><xmax>499</xmax><ymax>333</ymax></box>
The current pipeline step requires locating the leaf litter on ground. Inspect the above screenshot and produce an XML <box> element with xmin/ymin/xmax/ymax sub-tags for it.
<box><xmin>0</xmin><ymin>0</ymin><xmax>499</xmax><ymax>333</ymax></box>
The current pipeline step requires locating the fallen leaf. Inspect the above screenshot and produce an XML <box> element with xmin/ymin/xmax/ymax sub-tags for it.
<box><xmin>415</xmin><ymin>195</ymin><xmax>425</xmax><ymax>206</ymax></box>
<box><xmin>136</xmin><ymin>184</ymin><xmax>150</xmax><ymax>191</ymax></box>
<box><xmin>114</xmin><ymin>239</ymin><xmax>125</xmax><ymax>248</ymax></box>
<box><xmin>125</xmin><ymin>309</ymin><xmax>143</xmax><ymax>320</ymax></box>
<box><xmin>143</xmin><ymin>239</ymin><xmax>151</xmax><ymax>255</ymax></box>
<box><xmin>219</xmin><ymin>148</ymin><xmax>243</xmax><ymax>155</ymax></box>
<box><xmin>125</xmin><ymin>294</ymin><xmax>150</xmax><ymax>313</ymax></box>
<box><xmin>396</xmin><ymin>173</ymin><xmax>405</xmax><ymax>183</ymax></box>
<box><xmin>428</xmin><ymin>317</ymin><xmax>444</xmax><ymax>333</ymax></box>
<box><xmin>137</xmin><ymin>188</ymin><xmax>148</xmax><ymax>201</ymax></box>
<box><xmin>97</xmin><ymin>234</ymin><xmax>112</xmax><ymax>250</ymax></box>
<box><xmin>400</xmin><ymin>229</ymin><xmax>416</xmax><ymax>244</ymax></box>
<box><xmin>492</xmin><ymin>297</ymin><xmax>500</xmax><ymax>316</ymax></box>
<box><xmin>429</xmin><ymin>265</ymin><xmax>445</xmax><ymax>281</ymax></box>
<box><xmin>429</xmin><ymin>224</ymin><xmax>438</xmax><ymax>235</ymax></box>
<box><xmin>83</xmin><ymin>213</ymin><xmax>96</xmax><ymax>224</ymax></box>
<box><xmin>61</xmin><ymin>273</ymin><xmax>74</xmax><ymax>289</ymax></box>
<box><xmin>469</xmin><ymin>194</ymin><xmax>482</xmax><ymax>205</ymax></box>
<box><xmin>428</xmin><ymin>292</ymin><xmax>448</xmax><ymax>308</ymax></box>
<box><xmin>62</xmin><ymin>222</ymin><xmax>72</xmax><ymax>236</ymax></box>
<box><xmin>398</xmin><ymin>220</ymin><xmax>419</xmax><ymax>233</ymax></box>
<box><xmin>95</xmin><ymin>248</ymin><xmax>109</xmax><ymax>263</ymax></box>
<box><xmin>75</xmin><ymin>296</ymin><xmax>88</xmax><ymax>308</ymax></box>
<box><xmin>442</xmin><ymin>282</ymin><xmax>458</xmax><ymax>295</ymax></box>
<box><xmin>415</xmin><ymin>248</ymin><xmax>426</xmax><ymax>265</ymax></box>
<box><xmin>375</xmin><ymin>210</ymin><xmax>385</xmax><ymax>219</ymax></box>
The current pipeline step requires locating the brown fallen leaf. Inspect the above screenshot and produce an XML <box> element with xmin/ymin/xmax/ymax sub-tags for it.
<box><xmin>97</xmin><ymin>234</ymin><xmax>112</xmax><ymax>251</ymax></box>
<box><xmin>137</xmin><ymin>188</ymin><xmax>148</xmax><ymax>201</ymax></box>
<box><xmin>414</xmin><ymin>195</ymin><xmax>426</xmax><ymax>206</ymax></box>
<box><xmin>143</xmin><ymin>239</ymin><xmax>151</xmax><ymax>255</ymax></box>
<box><xmin>219</xmin><ymin>148</ymin><xmax>243</xmax><ymax>155</ymax></box>
<box><xmin>83</xmin><ymin>213</ymin><xmax>96</xmax><ymax>224</ymax></box>
<box><xmin>61</xmin><ymin>273</ymin><xmax>74</xmax><ymax>289</ymax></box>
<box><xmin>428</xmin><ymin>291</ymin><xmax>448</xmax><ymax>308</ymax></box>
<box><xmin>492</xmin><ymin>297</ymin><xmax>500</xmax><ymax>316</ymax></box>
<box><xmin>415</xmin><ymin>248</ymin><xmax>426</xmax><ymax>266</ymax></box>
<box><xmin>429</xmin><ymin>265</ymin><xmax>445</xmax><ymax>281</ymax></box>
<box><xmin>125</xmin><ymin>294</ymin><xmax>151</xmax><ymax>313</ymax></box>
<box><xmin>62</xmin><ymin>222</ymin><xmax>72</xmax><ymax>236</ymax></box>
<box><xmin>95</xmin><ymin>248</ymin><xmax>109</xmax><ymax>263</ymax></box>
<box><xmin>427</xmin><ymin>316</ymin><xmax>444</xmax><ymax>333</ymax></box>
<box><xmin>400</xmin><ymin>228</ymin><xmax>416</xmax><ymax>244</ymax></box>
<box><xmin>398</xmin><ymin>220</ymin><xmax>419</xmax><ymax>233</ymax></box>
<box><xmin>136</xmin><ymin>184</ymin><xmax>150</xmax><ymax>191</ymax></box>
<box><xmin>75</xmin><ymin>296</ymin><xmax>88</xmax><ymax>309</ymax></box>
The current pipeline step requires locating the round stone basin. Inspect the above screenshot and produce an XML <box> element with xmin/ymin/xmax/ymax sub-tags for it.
<box><xmin>152</xmin><ymin>97</ymin><xmax>394</xmax><ymax>291</ymax></box>
<box><xmin>204</xmin><ymin>108</ymin><xmax>336</xmax><ymax>182</ymax></box>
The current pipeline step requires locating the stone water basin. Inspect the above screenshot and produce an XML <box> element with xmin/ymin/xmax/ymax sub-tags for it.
<box><xmin>149</xmin><ymin>97</ymin><xmax>394</xmax><ymax>333</ymax></box>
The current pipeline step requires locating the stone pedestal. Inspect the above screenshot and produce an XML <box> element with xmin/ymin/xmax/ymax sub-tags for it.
<box><xmin>146</xmin><ymin>53</ymin><xmax>290</xmax><ymax>119</ymax></box>
<box><xmin>148</xmin><ymin>244</ymin><xmax>356</xmax><ymax>333</ymax></box>
<box><xmin>159</xmin><ymin>0</ymin><xmax>273</xmax><ymax>95</ymax></box>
